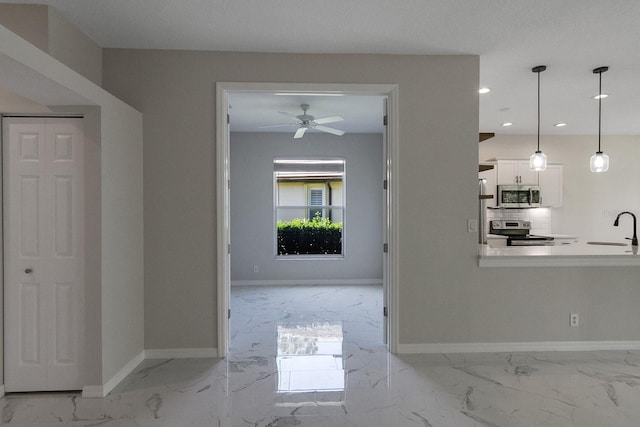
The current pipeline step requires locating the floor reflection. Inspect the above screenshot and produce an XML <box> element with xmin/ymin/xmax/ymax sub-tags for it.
<box><xmin>276</xmin><ymin>321</ymin><xmax>344</xmax><ymax>393</ymax></box>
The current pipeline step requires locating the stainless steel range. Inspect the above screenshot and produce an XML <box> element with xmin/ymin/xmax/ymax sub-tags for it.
<box><xmin>489</xmin><ymin>220</ymin><xmax>554</xmax><ymax>246</ymax></box>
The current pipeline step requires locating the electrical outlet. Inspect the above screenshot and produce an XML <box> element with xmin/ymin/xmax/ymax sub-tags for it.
<box><xmin>570</xmin><ymin>313</ymin><xmax>579</xmax><ymax>327</ymax></box>
<box><xmin>468</xmin><ymin>219</ymin><xmax>478</xmax><ymax>233</ymax></box>
<box><xmin>253</xmin><ymin>265</ymin><xmax>259</xmax><ymax>273</ymax></box>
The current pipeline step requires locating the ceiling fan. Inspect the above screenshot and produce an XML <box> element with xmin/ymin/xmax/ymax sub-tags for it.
<box><xmin>263</xmin><ymin>103</ymin><xmax>346</xmax><ymax>139</ymax></box>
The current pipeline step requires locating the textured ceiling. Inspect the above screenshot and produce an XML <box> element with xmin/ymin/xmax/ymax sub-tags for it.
<box><xmin>3</xmin><ymin>0</ymin><xmax>640</xmax><ymax>135</ymax></box>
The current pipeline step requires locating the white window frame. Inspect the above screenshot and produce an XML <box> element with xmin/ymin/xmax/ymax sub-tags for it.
<box><xmin>306</xmin><ymin>183</ymin><xmax>327</xmax><ymax>220</ymax></box>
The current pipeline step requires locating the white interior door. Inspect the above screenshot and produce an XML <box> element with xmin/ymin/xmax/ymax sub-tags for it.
<box><xmin>4</xmin><ymin>117</ymin><xmax>84</xmax><ymax>392</ymax></box>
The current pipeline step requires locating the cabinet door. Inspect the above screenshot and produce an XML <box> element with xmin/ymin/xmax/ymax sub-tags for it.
<box><xmin>539</xmin><ymin>164</ymin><xmax>563</xmax><ymax>207</ymax></box>
<box><xmin>496</xmin><ymin>160</ymin><xmax>538</xmax><ymax>185</ymax></box>
<box><xmin>496</xmin><ymin>160</ymin><xmax>519</xmax><ymax>184</ymax></box>
<box><xmin>517</xmin><ymin>160</ymin><xmax>538</xmax><ymax>185</ymax></box>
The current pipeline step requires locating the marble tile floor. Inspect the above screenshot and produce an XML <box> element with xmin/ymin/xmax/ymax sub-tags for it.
<box><xmin>2</xmin><ymin>284</ymin><xmax>640</xmax><ymax>426</ymax></box>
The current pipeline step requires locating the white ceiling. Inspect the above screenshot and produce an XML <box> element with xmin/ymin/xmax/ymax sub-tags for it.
<box><xmin>4</xmin><ymin>0</ymin><xmax>640</xmax><ymax>135</ymax></box>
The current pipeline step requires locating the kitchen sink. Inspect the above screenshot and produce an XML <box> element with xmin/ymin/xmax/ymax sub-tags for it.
<box><xmin>586</xmin><ymin>241</ymin><xmax>627</xmax><ymax>246</ymax></box>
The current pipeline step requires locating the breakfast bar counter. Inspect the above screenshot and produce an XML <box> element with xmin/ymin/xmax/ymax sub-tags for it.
<box><xmin>479</xmin><ymin>242</ymin><xmax>640</xmax><ymax>267</ymax></box>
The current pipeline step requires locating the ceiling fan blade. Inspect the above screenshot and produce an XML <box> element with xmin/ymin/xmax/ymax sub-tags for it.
<box><xmin>313</xmin><ymin>115</ymin><xmax>344</xmax><ymax>125</ymax></box>
<box><xmin>314</xmin><ymin>125</ymin><xmax>345</xmax><ymax>136</ymax></box>
<box><xmin>294</xmin><ymin>127</ymin><xmax>307</xmax><ymax>139</ymax></box>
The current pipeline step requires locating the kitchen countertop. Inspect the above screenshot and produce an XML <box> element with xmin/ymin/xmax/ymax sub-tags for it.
<box><xmin>479</xmin><ymin>242</ymin><xmax>640</xmax><ymax>267</ymax></box>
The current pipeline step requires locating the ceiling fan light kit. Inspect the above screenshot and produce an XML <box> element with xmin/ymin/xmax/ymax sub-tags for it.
<box><xmin>590</xmin><ymin>66</ymin><xmax>610</xmax><ymax>173</ymax></box>
<box><xmin>530</xmin><ymin>65</ymin><xmax>548</xmax><ymax>172</ymax></box>
<box><xmin>268</xmin><ymin>103</ymin><xmax>346</xmax><ymax>139</ymax></box>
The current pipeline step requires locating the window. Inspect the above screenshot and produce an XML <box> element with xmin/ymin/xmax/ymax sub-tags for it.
<box><xmin>274</xmin><ymin>158</ymin><xmax>345</xmax><ymax>256</ymax></box>
<box><xmin>308</xmin><ymin>186</ymin><xmax>325</xmax><ymax>220</ymax></box>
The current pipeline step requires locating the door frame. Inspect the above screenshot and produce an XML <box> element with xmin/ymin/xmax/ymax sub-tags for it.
<box><xmin>215</xmin><ymin>82</ymin><xmax>399</xmax><ymax>357</ymax></box>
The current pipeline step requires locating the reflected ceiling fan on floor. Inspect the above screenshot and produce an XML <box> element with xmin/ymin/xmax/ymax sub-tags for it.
<box><xmin>262</xmin><ymin>103</ymin><xmax>346</xmax><ymax>139</ymax></box>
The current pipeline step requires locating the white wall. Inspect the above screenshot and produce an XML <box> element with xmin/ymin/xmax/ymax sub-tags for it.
<box><xmin>230</xmin><ymin>132</ymin><xmax>383</xmax><ymax>283</ymax></box>
<box><xmin>480</xmin><ymin>134</ymin><xmax>640</xmax><ymax>241</ymax></box>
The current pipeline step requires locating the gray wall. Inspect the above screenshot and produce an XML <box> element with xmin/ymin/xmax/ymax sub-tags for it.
<box><xmin>102</xmin><ymin>49</ymin><xmax>480</xmax><ymax>350</ymax></box>
<box><xmin>0</xmin><ymin>4</ymin><xmax>49</xmax><ymax>52</ymax></box>
<box><xmin>101</xmin><ymin>48</ymin><xmax>640</xmax><ymax>351</ymax></box>
<box><xmin>47</xmin><ymin>7</ymin><xmax>102</xmax><ymax>86</ymax></box>
<box><xmin>0</xmin><ymin>4</ymin><xmax>102</xmax><ymax>85</ymax></box>
<box><xmin>1</xmin><ymin>23</ymin><xmax>144</xmax><ymax>388</ymax></box>
<box><xmin>230</xmin><ymin>132</ymin><xmax>383</xmax><ymax>283</ymax></box>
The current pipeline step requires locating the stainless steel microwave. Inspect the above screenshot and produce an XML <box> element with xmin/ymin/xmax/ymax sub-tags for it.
<box><xmin>497</xmin><ymin>185</ymin><xmax>541</xmax><ymax>208</ymax></box>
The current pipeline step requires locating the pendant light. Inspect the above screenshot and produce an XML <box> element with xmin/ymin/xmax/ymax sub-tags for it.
<box><xmin>530</xmin><ymin>65</ymin><xmax>547</xmax><ymax>171</ymax></box>
<box><xmin>590</xmin><ymin>66</ymin><xmax>609</xmax><ymax>173</ymax></box>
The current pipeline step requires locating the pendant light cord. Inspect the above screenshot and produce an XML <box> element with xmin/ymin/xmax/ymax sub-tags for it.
<box><xmin>598</xmin><ymin>71</ymin><xmax>602</xmax><ymax>152</ymax></box>
<box><xmin>532</xmin><ymin>65</ymin><xmax>546</xmax><ymax>152</ymax></box>
<box><xmin>593</xmin><ymin>66</ymin><xmax>608</xmax><ymax>153</ymax></box>
<box><xmin>537</xmin><ymin>70</ymin><xmax>541</xmax><ymax>152</ymax></box>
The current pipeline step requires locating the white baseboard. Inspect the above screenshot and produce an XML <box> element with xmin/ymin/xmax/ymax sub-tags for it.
<box><xmin>144</xmin><ymin>347</ymin><xmax>218</xmax><ymax>359</ymax></box>
<box><xmin>398</xmin><ymin>340</ymin><xmax>640</xmax><ymax>354</ymax></box>
<box><xmin>0</xmin><ymin>384</ymin><xmax>5</xmax><ymax>398</ymax></box>
<box><xmin>82</xmin><ymin>350</ymin><xmax>145</xmax><ymax>398</ymax></box>
<box><xmin>231</xmin><ymin>279</ymin><xmax>383</xmax><ymax>286</ymax></box>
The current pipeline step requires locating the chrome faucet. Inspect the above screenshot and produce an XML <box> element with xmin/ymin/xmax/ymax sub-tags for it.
<box><xmin>614</xmin><ymin>211</ymin><xmax>638</xmax><ymax>246</ymax></box>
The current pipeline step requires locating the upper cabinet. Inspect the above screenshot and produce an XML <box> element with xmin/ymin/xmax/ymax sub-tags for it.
<box><xmin>496</xmin><ymin>160</ymin><xmax>538</xmax><ymax>185</ymax></box>
<box><xmin>538</xmin><ymin>164</ymin><xmax>563</xmax><ymax>207</ymax></box>
<box><xmin>493</xmin><ymin>160</ymin><xmax>563</xmax><ymax>207</ymax></box>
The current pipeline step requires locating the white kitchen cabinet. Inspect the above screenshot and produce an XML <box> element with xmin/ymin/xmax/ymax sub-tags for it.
<box><xmin>492</xmin><ymin>159</ymin><xmax>563</xmax><ymax>207</ymax></box>
<box><xmin>538</xmin><ymin>164</ymin><xmax>563</xmax><ymax>207</ymax></box>
<box><xmin>496</xmin><ymin>160</ymin><xmax>538</xmax><ymax>185</ymax></box>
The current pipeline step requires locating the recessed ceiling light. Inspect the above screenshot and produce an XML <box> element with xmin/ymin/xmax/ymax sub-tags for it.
<box><xmin>479</xmin><ymin>88</ymin><xmax>491</xmax><ymax>94</ymax></box>
<box><xmin>502</xmin><ymin>122</ymin><xmax>513</xmax><ymax>127</ymax></box>
<box><xmin>593</xmin><ymin>94</ymin><xmax>608</xmax><ymax>99</ymax></box>
<box><xmin>554</xmin><ymin>123</ymin><xmax>567</xmax><ymax>127</ymax></box>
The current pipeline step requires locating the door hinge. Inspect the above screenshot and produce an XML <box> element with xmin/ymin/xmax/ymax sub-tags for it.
<box><xmin>227</xmin><ymin>114</ymin><xmax>230</xmax><ymax>124</ymax></box>
<box><xmin>383</xmin><ymin>243</ymin><xmax>388</xmax><ymax>253</ymax></box>
<box><xmin>383</xmin><ymin>179</ymin><xmax>388</xmax><ymax>190</ymax></box>
<box><xmin>228</xmin><ymin>309</ymin><xmax>231</xmax><ymax>319</ymax></box>
<box><xmin>228</xmin><ymin>179</ymin><xmax>231</xmax><ymax>190</ymax></box>
<box><xmin>227</xmin><ymin>243</ymin><xmax>231</xmax><ymax>254</ymax></box>
<box><xmin>383</xmin><ymin>306</ymin><xmax>388</xmax><ymax>317</ymax></box>
<box><xmin>383</xmin><ymin>115</ymin><xmax>388</xmax><ymax>126</ymax></box>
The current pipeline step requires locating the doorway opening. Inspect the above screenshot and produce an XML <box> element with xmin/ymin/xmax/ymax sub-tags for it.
<box><xmin>216</xmin><ymin>83</ymin><xmax>399</xmax><ymax>358</ymax></box>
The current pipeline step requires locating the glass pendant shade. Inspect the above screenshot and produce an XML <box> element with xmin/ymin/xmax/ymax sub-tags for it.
<box><xmin>590</xmin><ymin>151</ymin><xmax>609</xmax><ymax>172</ymax></box>
<box><xmin>530</xmin><ymin>150</ymin><xmax>547</xmax><ymax>171</ymax></box>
